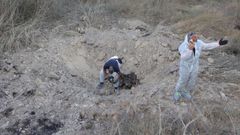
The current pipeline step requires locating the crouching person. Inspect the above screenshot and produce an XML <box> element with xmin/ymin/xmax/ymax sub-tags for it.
<box><xmin>97</xmin><ymin>56</ymin><xmax>123</xmax><ymax>95</ymax></box>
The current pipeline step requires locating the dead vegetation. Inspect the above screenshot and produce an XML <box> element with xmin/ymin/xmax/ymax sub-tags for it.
<box><xmin>0</xmin><ymin>0</ymin><xmax>47</xmax><ymax>52</ymax></box>
<box><xmin>108</xmin><ymin>90</ymin><xmax>240</xmax><ymax>135</ymax></box>
<box><xmin>1</xmin><ymin>0</ymin><xmax>239</xmax><ymax>52</ymax></box>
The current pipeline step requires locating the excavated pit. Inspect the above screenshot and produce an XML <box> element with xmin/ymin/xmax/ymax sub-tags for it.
<box><xmin>0</xmin><ymin>19</ymin><xmax>240</xmax><ymax>135</ymax></box>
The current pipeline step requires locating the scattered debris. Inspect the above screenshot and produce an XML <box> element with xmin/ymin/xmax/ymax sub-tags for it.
<box><xmin>1</xmin><ymin>107</ymin><xmax>14</xmax><ymax>117</ymax></box>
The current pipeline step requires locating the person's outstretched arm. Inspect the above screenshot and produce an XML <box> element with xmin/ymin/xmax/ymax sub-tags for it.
<box><xmin>200</xmin><ymin>38</ymin><xmax>228</xmax><ymax>50</ymax></box>
<box><xmin>200</xmin><ymin>40</ymin><xmax>219</xmax><ymax>50</ymax></box>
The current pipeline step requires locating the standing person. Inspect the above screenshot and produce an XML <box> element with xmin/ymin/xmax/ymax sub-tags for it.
<box><xmin>173</xmin><ymin>32</ymin><xmax>228</xmax><ymax>102</ymax></box>
<box><xmin>97</xmin><ymin>56</ymin><xmax>123</xmax><ymax>95</ymax></box>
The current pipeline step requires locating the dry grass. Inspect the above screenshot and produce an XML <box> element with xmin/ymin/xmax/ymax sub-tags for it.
<box><xmin>106</xmin><ymin>80</ymin><xmax>240</xmax><ymax>135</ymax></box>
<box><xmin>0</xmin><ymin>0</ymin><xmax>86</xmax><ymax>52</ymax></box>
<box><xmin>0</xmin><ymin>0</ymin><xmax>175</xmax><ymax>52</ymax></box>
<box><xmin>225</xmin><ymin>31</ymin><xmax>240</xmax><ymax>56</ymax></box>
<box><xmin>173</xmin><ymin>12</ymin><xmax>234</xmax><ymax>38</ymax></box>
<box><xmin>108</xmin><ymin>96</ymin><xmax>240</xmax><ymax>135</ymax></box>
<box><xmin>0</xmin><ymin>0</ymin><xmax>239</xmax><ymax>53</ymax></box>
<box><xmin>0</xmin><ymin>0</ymin><xmax>48</xmax><ymax>52</ymax></box>
<box><xmin>172</xmin><ymin>0</ymin><xmax>240</xmax><ymax>60</ymax></box>
<box><xmin>172</xmin><ymin>0</ymin><xmax>240</xmax><ymax>37</ymax></box>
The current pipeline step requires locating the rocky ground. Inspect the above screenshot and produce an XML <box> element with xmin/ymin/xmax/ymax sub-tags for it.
<box><xmin>0</xmin><ymin>19</ymin><xmax>240</xmax><ymax>135</ymax></box>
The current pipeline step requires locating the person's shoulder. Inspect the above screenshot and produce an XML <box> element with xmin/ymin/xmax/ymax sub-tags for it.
<box><xmin>107</xmin><ymin>59</ymin><xmax>118</xmax><ymax>64</ymax></box>
<box><xmin>197</xmin><ymin>39</ymin><xmax>204</xmax><ymax>43</ymax></box>
<box><xmin>110</xmin><ymin>56</ymin><xmax>119</xmax><ymax>59</ymax></box>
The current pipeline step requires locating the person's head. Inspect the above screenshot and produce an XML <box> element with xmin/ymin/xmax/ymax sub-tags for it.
<box><xmin>117</xmin><ymin>58</ymin><xmax>123</xmax><ymax>64</ymax></box>
<box><xmin>188</xmin><ymin>32</ymin><xmax>198</xmax><ymax>42</ymax></box>
<box><xmin>109</xmin><ymin>66</ymin><xmax>114</xmax><ymax>74</ymax></box>
<box><xmin>117</xmin><ymin>57</ymin><xmax>124</xmax><ymax>64</ymax></box>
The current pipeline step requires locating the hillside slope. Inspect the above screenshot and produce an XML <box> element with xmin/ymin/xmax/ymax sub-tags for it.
<box><xmin>0</xmin><ymin>18</ymin><xmax>239</xmax><ymax>135</ymax></box>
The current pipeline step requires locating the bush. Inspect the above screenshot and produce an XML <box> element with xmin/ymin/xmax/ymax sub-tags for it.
<box><xmin>225</xmin><ymin>32</ymin><xmax>240</xmax><ymax>56</ymax></box>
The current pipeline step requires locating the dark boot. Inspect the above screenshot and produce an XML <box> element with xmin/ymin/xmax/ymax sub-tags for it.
<box><xmin>114</xmin><ymin>87</ymin><xmax>120</xmax><ymax>95</ymax></box>
<box><xmin>97</xmin><ymin>82</ymin><xmax>104</xmax><ymax>89</ymax></box>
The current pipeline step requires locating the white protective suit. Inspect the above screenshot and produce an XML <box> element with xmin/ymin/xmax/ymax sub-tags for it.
<box><xmin>173</xmin><ymin>33</ymin><xmax>220</xmax><ymax>101</ymax></box>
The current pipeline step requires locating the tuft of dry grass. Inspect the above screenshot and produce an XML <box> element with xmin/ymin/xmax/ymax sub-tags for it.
<box><xmin>0</xmin><ymin>0</ymin><xmax>49</xmax><ymax>52</ymax></box>
<box><xmin>107</xmin><ymin>98</ymin><xmax>239</xmax><ymax>135</ymax></box>
<box><xmin>172</xmin><ymin>0</ymin><xmax>240</xmax><ymax>39</ymax></box>
<box><xmin>225</xmin><ymin>31</ymin><xmax>240</xmax><ymax>56</ymax></box>
<box><xmin>0</xmin><ymin>0</ymin><xmax>88</xmax><ymax>53</ymax></box>
<box><xmin>172</xmin><ymin>12</ymin><xmax>233</xmax><ymax>38</ymax></box>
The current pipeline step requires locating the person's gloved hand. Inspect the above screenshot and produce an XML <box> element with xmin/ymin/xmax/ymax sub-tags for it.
<box><xmin>189</xmin><ymin>39</ymin><xmax>196</xmax><ymax>56</ymax></box>
<box><xmin>219</xmin><ymin>38</ymin><xmax>228</xmax><ymax>46</ymax></box>
<box><xmin>108</xmin><ymin>72</ymin><xmax>119</xmax><ymax>84</ymax></box>
<box><xmin>188</xmin><ymin>41</ymin><xmax>195</xmax><ymax>50</ymax></box>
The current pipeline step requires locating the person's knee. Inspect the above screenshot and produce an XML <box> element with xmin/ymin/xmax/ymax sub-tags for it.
<box><xmin>114</xmin><ymin>81</ymin><xmax>119</xmax><ymax>88</ymax></box>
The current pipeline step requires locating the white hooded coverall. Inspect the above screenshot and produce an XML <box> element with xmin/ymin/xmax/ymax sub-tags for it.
<box><xmin>174</xmin><ymin>34</ymin><xmax>220</xmax><ymax>101</ymax></box>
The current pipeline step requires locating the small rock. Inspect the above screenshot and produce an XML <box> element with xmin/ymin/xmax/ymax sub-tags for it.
<box><xmin>135</xmin><ymin>41</ymin><xmax>148</xmax><ymax>49</ymax></box>
<box><xmin>13</xmin><ymin>66</ymin><xmax>24</xmax><ymax>75</ymax></box>
<box><xmin>123</xmin><ymin>48</ymin><xmax>127</xmax><ymax>53</ymax></box>
<box><xmin>1</xmin><ymin>107</ymin><xmax>14</xmax><ymax>117</ymax></box>
<box><xmin>48</xmin><ymin>72</ymin><xmax>61</xmax><ymax>80</ymax></box>
<box><xmin>22</xmin><ymin>89</ymin><xmax>36</xmax><ymax>97</ymax></box>
<box><xmin>77</xmin><ymin>27</ymin><xmax>85</xmax><ymax>34</ymax></box>
<box><xmin>136</xmin><ymin>25</ymin><xmax>147</xmax><ymax>31</ymax></box>
<box><xmin>161</xmin><ymin>43</ymin><xmax>168</xmax><ymax>47</ymax></box>
<box><xmin>37</xmin><ymin>43</ymin><xmax>45</xmax><ymax>48</ymax></box>
<box><xmin>166</xmin><ymin>92</ymin><xmax>171</xmax><ymax>96</ymax></box>
<box><xmin>83</xmin><ymin>120</ymin><xmax>93</xmax><ymax>129</ymax></box>
<box><xmin>169</xmin><ymin>44</ymin><xmax>178</xmax><ymax>51</ymax></box>
<box><xmin>86</xmin><ymin>39</ymin><xmax>95</xmax><ymax>45</ymax></box>
<box><xmin>3</xmin><ymin>66</ymin><xmax>11</xmax><ymax>72</ymax></box>
<box><xmin>35</xmin><ymin>78</ymin><xmax>42</xmax><ymax>86</ymax></box>
<box><xmin>125</xmin><ymin>20</ymin><xmax>149</xmax><ymax>30</ymax></box>
<box><xmin>130</xmin><ymin>34</ymin><xmax>137</xmax><ymax>41</ymax></box>
<box><xmin>152</xmin><ymin>54</ymin><xmax>158</xmax><ymax>62</ymax></box>
<box><xmin>71</xmin><ymin>74</ymin><xmax>77</xmax><ymax>77</ymax></box>
<box><xmin>64</xmin><ymin>31</ymin><xmax>80</xmax><ymax>37</ymax></box>
<box><xmin>79</xmin><ymin>112</ymin><xmax>86</xmax><ymax>120</ymax></box>
<box><xmin>168</xmin><ymin>65</ymin><xmax>179</xmax><ymax>74</ymax></box>
<box><xmin>0</xmin><ymin>90</ymin><xmax>7</xmax><ymax>98</ymax></box>
<box><xmin>0</xmin><ymin>121</ymin><xmax>9</xmax><ymax>128</ymax></box>
<box><xmin>112</xmin><ymin>112</ymin><xmax>120</xmax><ymax>122</ymax></box>
<box><xmin>135</xmin><ymin>41</ymin><xmax>141</xmax><ymax>49</ymax></box>
<box><xmin>141</xmin><ymin>32</ymin><xmax>151</xmax><ymax>37</ymax></box>
<box><xmin>120</xmin><ymin>101</ymin><xmax>130</xmax><ymax>109</ymax></box>
<box><xmin>220</xmin><ymin>91</ymin><xmax>228</xmax><ymax>101</ymax></box>
<box><xmin>134</xmin><ymin>60</ymin><xmax>140</xmax><ymax>66</ymax></box>
<box><xmin>30</xmin><ymin>111</ymin><xmax>36</xmax><ymax>115</ymax></box>
<box><xmin>168</xmin><ymin>55</ymin><xmax>176</xmax><ymax>62</ymax></box>
<box><xmin>81</xmin><ymin>38</ymin><xmax>87</xmax><ymax>43</ymax></box>
<box><xmin>5</xmin><ymin>60</ymin><xmax>11</xmax><ymax>65</ymax></box>
<box><xmin>97</xmin><ymin>52</ymin><xmax>106</xmax><ymax>61</ymax></box>
<box><xmin>12</xmin><ymin>92</ymin><xmax>18</xmax><ymax>98</ymax></box>
<box><xmin>207</xmin><ymin>58</ymin><xmax>214</xmax><ymax>64</ymax></box>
